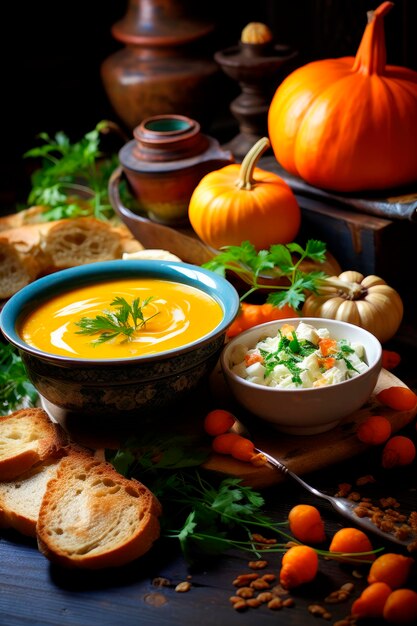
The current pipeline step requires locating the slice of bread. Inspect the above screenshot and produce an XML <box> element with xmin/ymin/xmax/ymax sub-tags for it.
<box><xmin>0</xmin><ymin>239</ymin><xmax>42</xmax><ymax>299</ymax></box>
<box><xmin>37</xmin><ymin>217</ymin><xmax>125</xmax><ymax>270</ymax></box>
<box><xmin>0</xmin><ymin>408</ymin><xmax>67</xmax><ymax>480</ymax></box>
<box><xmin>37</xmin><ymin>449</ymin><xmax>162</xmax><ymax>569</ymax></box>
<box><xmin>0</xmin><ymin>457</ymin><xmax>62</xmax><ymax>537</ymax></box>
<box><xmin>0</xmin><ymin>216</ymin><xmax>144</xmax><ymax>299</ymax></box>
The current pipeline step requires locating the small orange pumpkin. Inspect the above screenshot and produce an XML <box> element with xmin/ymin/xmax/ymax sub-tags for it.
<box><xmin>188</xmin><ymin>137</ymin><xmax>300</xmax><ymax>251</ymax></box>
<box><xmin>268</xmin><ymin>2</ymin><xmax>417</xmax><ymax>192</ymax></box>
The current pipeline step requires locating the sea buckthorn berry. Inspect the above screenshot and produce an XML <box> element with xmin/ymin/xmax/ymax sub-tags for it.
<box><xmin>279</xmin><ymin>545</ymin><xmax>319</xmax><ymax>589</ymax></box>
<box><xmin>381</xmin><ymin>350</ymin><xmax>401</xmax><ymax>370</ymax></box>
<box><xmin>351</xmin><ymin>582</ymin><xmax>392</xmax><ymax>619</ymax></box>
<box><xmin>356</xmin><ymin>415</ymin><xmax>392</xmax><ymax>445</ymax></box>
<box><xmin>230</xmin><ymin>436</ymin><xmax>256</xmax><ymax>462</ymax></box>
<box><xmin>204</xmin><ymin>409</ymin><xmax>236</xmax><ymax>436</ymax></box>
<box><xmin>288</xmin><ymin>504</ymin><xmax>326</xmax><ymax>544</ymax></box>
<box><xmin>212</xmin><ymin>432</ymin><xmax>242</xmax><ymax>455</ymax></box>
<box><xmin>376</xmin><ymin>386</ymin><xmax>417</xmax><ymax>411</ymax></box>
<box><xmin>382</xmin><ymin>436</ymin><xmax>416</xmax><ymax>469</ymax></box>
<box><xmin>368</xmin><ymin>553</ymin><xmax>414</xmax><ymax>589</ymax></box>
<box><xmin>383</xmin><ymin>588</ymin><xmax>417</xmax><ymax>624</ymax></box>
<box><xmin>328</xmin><ymin>528</ymin><xmax>375</xmax><ymax>562</ymax></box>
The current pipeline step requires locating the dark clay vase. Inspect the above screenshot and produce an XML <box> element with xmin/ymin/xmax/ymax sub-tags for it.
<box><xmin>117</xmin><ymin>114</ymin><xmax>234</xmax><ymax>225</ymax></box>
<box><xmin>100</xmin><ymin>0</ymin><xmax>220</xmax><ymax>130</ymax></box>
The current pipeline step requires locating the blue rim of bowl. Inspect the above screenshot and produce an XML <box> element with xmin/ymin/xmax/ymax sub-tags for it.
<box><xmin>0</xmin><ymin>259</ymin><xmax>240</xmax><ymax>365</ymax></box>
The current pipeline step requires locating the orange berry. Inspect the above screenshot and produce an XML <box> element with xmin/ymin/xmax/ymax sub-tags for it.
<box><xmin>368</xmin><ymin>553</ymin><xmax>414</xmax><ymax>590</ymax></box>
<box><xmin>381</xmin><ymin>350</ymin><xmax>401</xmax><ymax>370</ymax></box>
<box><xmin>376</xmin><ymin>386</ymin><xmax>417</xmax><ymax>411</ymax></box>
<box><xmin>383</xmin><ymin>588</ymin><xmax>417</xmax><ymax>624</ymax></box>
<box><xmin>351</xmin><ymin>582</ymin><xmax>392</xmax><ymax>619</ymax></box>
<box><xmin>279</xmin><ymin>545</ymin><xmax>319</xmax><ymax>589</ymax></box>
<box><xmin>211</xmin><ymin>433</ymin><xmax>242</xmax><ymax>455</ymax></box>
<box><xmin>357</xmin><ymin>415</ymin><xmax>392</xmax><ymax>445</ymax></box>
<box><xmin>328</xmin><ymin>527</ymin><xmax>375</xmax><ymax>562</ymax></box>
<box><xmin>382</xmin><ymin>436</ymin><xmax>416</xmax><ymax>469</ymax></box>
<box><xmin>204</xmin><ymin>409</ymin><xmax>235</xmax><ymax>436</ymax></box>
<box><xmin>288</xmin><ymin>504</ymin><xmax>326</xmax><ymax>544</ymax></box>
<box><xmin>230</xmin><ymin>436</ymin><xmax>255</xmax><ymax>462</ymax></box>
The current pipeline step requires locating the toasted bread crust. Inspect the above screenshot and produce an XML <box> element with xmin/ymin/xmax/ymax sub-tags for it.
<box><xmin>0</xmin><ymin>408</ymin><xmax>68</xmax><ymax>480</ymax></box>
<box><xmin>37</xmin><ymin>450</ymin><xmax>162</xmax><ymax>569</ymax></box>
<box><xmin>0</xmin><ymin>458</ymin><xmax>62</xmax><ymax>537</ymax></box>
<box><xmin>0</xmin><ymin>216</ymin><xmax>143</xmax><ymax>298</ymax></box>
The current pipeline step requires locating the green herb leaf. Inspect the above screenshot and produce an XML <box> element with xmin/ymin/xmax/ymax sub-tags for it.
<box><xmin>23</xmin><ymin>121</ymin><xmax>135</xmax><ymax>222</ymax></box>
<box><xmin>203</xmin><ymin>239</ymin><xmax>329</xmax><ymax>309</ymax></box>
<box><xmin>0</xmin><ymin>343</ymin><xmax>39</xmax><ymax>413</ymax></box>
<box><xmin>75</xmin><ymin>296</ymin><xmax>159</xmax><ymax>345</ymax></box>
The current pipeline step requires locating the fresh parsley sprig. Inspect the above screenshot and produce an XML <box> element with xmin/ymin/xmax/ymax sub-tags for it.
<box><xmin>23</xmin><ymin>120</ymin><xmax>132</xmax><ymax>222</ymax></box>
<box><xmin>0</xmin><ymin>342</ymin><xmax>39</xmax><ymax>413</ymax></box>
<box><xmin>75</xmin><ymin>296</ymin><xmax>159</xmax><ymax>345</ymax></box>
<box><xmin>203</xmin><ymin>239</ymin><xmax>328</xmax><ymax>310</ymax></box>
<box><xmin>108</xmin><ymin>436</ymin><xmax>383</xmax><ymax>565</ymax></box>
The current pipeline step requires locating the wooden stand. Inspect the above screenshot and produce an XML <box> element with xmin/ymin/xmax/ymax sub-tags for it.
<box><xmin>260</xmin><ymin>156</ymin><xmax>417</xmax><ymax>318</ymax></box>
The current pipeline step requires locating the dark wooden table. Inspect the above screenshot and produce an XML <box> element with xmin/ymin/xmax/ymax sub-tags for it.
<box><xmin>1</xmin><ymin>331</ymin><xmax>416</xmax><ymax>626</ymax></box>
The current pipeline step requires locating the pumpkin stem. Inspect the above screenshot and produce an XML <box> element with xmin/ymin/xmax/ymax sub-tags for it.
<box><xmin>319</xmin><ymin>277</ymin><xmax>365</xmax><ymax>299</ymax></box>
<box><xmin>352</xmin><ymin>1</ymin><xmax>393</xmax><ymax>76</ymax></box>
<box><xmin>235</xmin><ymin>137</ymin><xmax>271</xmax><ymax>190</ymax></box>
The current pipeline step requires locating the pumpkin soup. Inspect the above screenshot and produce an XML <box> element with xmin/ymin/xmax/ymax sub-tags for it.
<box><xmin>19</xmin><ymin>278</ymin><xmax>223</xmax><ymax>359</ymax></box>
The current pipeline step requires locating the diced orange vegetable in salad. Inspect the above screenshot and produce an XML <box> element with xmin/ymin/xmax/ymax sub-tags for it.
<box><xmin>244</xmin><ymin>352</ymin><xmax>264</xmax><ymax>367</ymax></box>
<box><xmin>318</xmin><ymin>356</ymin><xmax>336</xmax><ymax>370</ymax></box>
<box><xmin>280</xmin><ymin>323</ymin><xmax>296</xmax><ymax>339</ymax></box>
<box><xmin>318</xmin><ymin>338</ymin><xmax>338</xmax><ymax>356</ymax></box>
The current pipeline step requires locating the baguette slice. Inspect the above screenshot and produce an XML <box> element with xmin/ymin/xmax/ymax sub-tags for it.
<box><xmin>0</xmin><ymin>408</ymin><xmax>67</xmax><ymax>480</ymax></box>
<box><xmin>0</xmin><ymin>238</ymin><xmax>43</xmax><ymax>299</ymax></box>
<box><xmin>0</xmin><ymin>206</ymin><xmax>46</xmax><ymax>232</ymax></box>
<box><xmin>0</xmin><ymin>217</ymin><xmax>144</xmax><ymax>299</ymax></box>
<box><xmin>37</xmin><ymin>450</ymin><xmax>162</xmax><ymax>569</ymax></box>
<box><xmin>37</xmin><ymin>217</ymin><xmax>125</xmax><ymax>270</ymax></box>
<box><xmin>0</xmin><ymin>457</ymin><xmax>62</xmax><ymax>537</ymax></box>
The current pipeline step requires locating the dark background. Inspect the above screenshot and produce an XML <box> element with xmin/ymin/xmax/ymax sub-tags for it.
<box><xmin>3</xmin><ymin>0</ymin><xmax>416</xmax><ymax>215</ymax></box>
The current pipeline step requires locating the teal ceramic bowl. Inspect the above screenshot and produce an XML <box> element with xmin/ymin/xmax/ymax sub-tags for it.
<box><xmin>0</xmin><ymin>260</ymin><xmax>239</xmax><ymax>429</ymax></box>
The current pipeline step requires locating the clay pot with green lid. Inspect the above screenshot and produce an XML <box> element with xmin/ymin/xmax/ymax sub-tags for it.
<box><xmin>117</xmin><ymin>114</ymin><xmax>234</xmax><ymax>225</ymax></box>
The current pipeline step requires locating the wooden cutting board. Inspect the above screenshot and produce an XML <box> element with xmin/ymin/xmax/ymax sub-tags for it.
<box><xmin>203</xmin><ymin>365</ymin><xmax>417</xmax><ymax>489</ymax></box>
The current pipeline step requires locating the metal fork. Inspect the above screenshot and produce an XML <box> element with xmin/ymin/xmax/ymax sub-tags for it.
<box><xmin>231</xmin><ymin>419</ymin><xmax>415</xmax><ymax>549</ymax></box>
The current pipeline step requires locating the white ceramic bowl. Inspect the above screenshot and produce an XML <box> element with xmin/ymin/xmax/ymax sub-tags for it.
<box><xmin>220</xmin><ymin>317</ymin><xmax>382</xmax><ymax>435</ymax></box>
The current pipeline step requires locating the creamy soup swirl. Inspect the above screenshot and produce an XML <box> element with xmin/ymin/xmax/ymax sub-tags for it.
<box><xmin>19</xmin><ymin>278</ymin><xmax>223</xmax><ymax>359</ymax></box>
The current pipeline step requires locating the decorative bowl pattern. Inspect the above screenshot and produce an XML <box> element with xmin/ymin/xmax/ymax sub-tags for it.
<box><xmin>0</xmin><ymin>260</ymin><xmax>239</xmax><ymax>427</ymax></box>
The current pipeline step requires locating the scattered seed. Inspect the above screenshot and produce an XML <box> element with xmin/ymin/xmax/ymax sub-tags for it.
<box><xmin>256</xmin><ymin>592</ymin><xmax>273</xmax><ymax>603</ymax></box>
<box><xmin>250</xmin><ymin>578</ymin><xmax>271</xmax><ymax>590</ymax></box>
<box><xmin>229</xmin><ymin>596</ymin><xmax>241</xmax><ymax>604</ymax></box>
<box><xmin>232</xmin><ymin>573</ymin><xmax>259</xmax><ymax>586</ymax></box>
<box><xmin>233</xmin><ymin>600</ymin><xmax>247</xmax><ymax>611</ymax></box>
<box><xmin>248</xmin><ymin>560</ymin><xmax>268</xmax><ymax>569</ymax></box>
<box><xmin>236</xmin><ymin>587</ymin><xmax>254</xmax><ymax>599</ymax></box>
<box><xmin>261</xmin><ymin>574</ymin><xmax>276</xmax><ymax>583</ymax></box>
<box><xmin>308</xmin><ymin>603</ymin><xmax>327</xmax><ymax>616</ymax></box>
<box><xmin>152</xmin><ymin>577</ymin><xmax>171</xmax><ymax>587</ymax></box>
<box><xmin>267</xmin><ymin>597</ymin><xmax>283</xmax><ymax>610</ymax></box>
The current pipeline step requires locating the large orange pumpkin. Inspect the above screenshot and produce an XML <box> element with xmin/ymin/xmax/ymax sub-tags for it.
<box><xmin>268</xmin><ymin>2</ymin><xmax>417</xmax><ymax>193</ymax></box>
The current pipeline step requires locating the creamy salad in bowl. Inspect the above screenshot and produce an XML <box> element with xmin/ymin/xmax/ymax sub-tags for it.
<box><xmin>228</xmin><ymin>321</ymin><xmax>369</xmax><ymax>389</ymax></box>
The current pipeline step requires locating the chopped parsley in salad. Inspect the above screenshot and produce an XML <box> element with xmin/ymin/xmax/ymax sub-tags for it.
<box><xmin>229</xmin><ymin>322</ymin><xmax>369</xmax><ymax>389</ymax></box>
